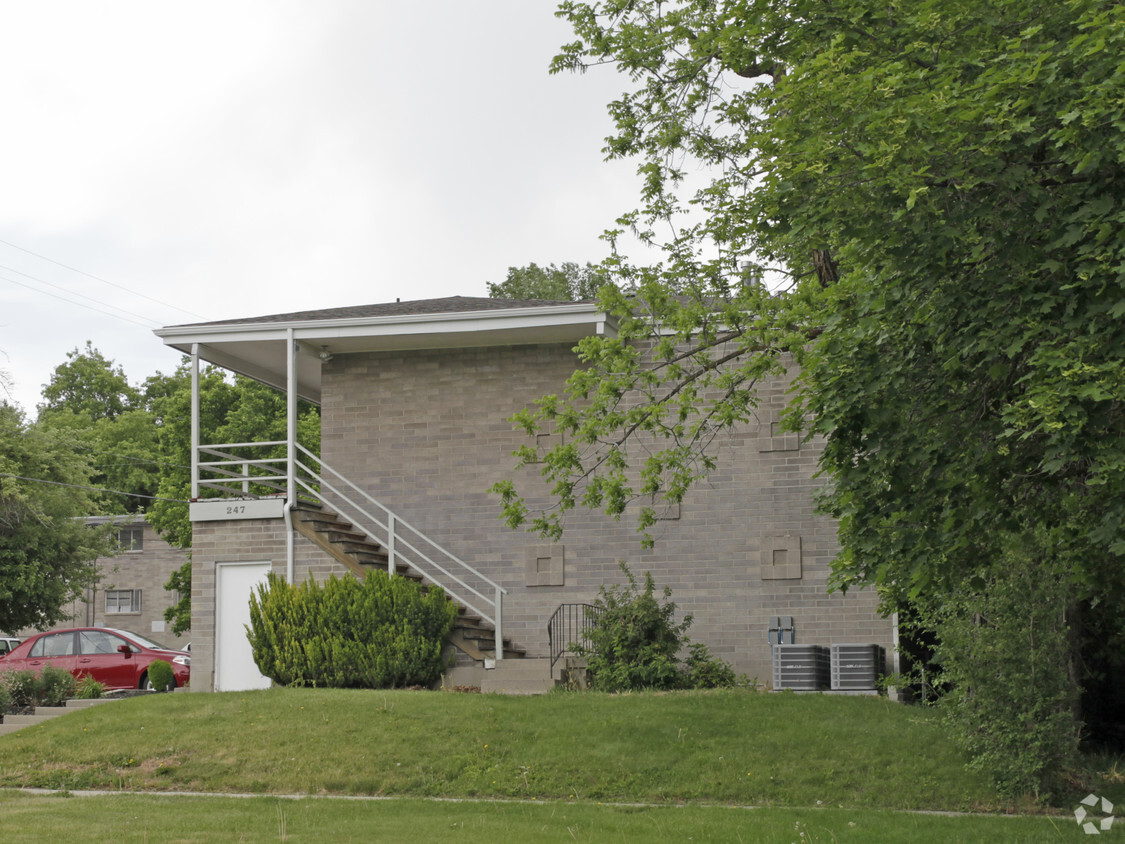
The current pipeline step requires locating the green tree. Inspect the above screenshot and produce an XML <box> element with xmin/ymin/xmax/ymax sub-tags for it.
<box><xmin>37</xmin><ymin>344</ymin><xmax>163</xmax><ymax>514</ymax></box>
<box><xmin>487</xmin><ymin>262</ymin><xmax>608</xmax><ymax>301</ymax></box>
<box><xmin>0</xmin><ymin>404</ymin><xmax>116</xmax><ymax>631</ymax></box>
<box><xmin>38</xmin><ymin>341</ymin><xmax>140</xmax><ymax>422</ymax></box>
<box><xmin>493</xmin><ymin>0</ymin><xmax>1124</xmax><ymax>793</ymax></box>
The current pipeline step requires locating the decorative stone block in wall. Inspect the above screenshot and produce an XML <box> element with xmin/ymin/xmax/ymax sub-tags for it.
<box><xmin>756</xmin><ymin>418</ymin><xmax>800</xmax><ymax>452</ymax></box>
<box><xmin>650</xmin><ymin>494</ymin><xmax>681</xmax><ymax>521</ymax></box>
<box><xmin>761</xmin><ymin>535</ymin><xmax>803</xmax><ymax>580</ymax></box>
<box><xmin>526</xmin><ymin>544</ymin><xmax>565</xmax><ymax>587</ymax></box>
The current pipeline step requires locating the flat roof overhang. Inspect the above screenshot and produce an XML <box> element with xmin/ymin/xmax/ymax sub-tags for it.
<box><xmin>154</xmin><ymin>303</ymin><xmax>616</xmax><ymax>404</ymax></box>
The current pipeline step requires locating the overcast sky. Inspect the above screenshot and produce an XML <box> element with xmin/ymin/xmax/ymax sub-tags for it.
<box><xmin>0</xmin><ymin>2</ymin><xmax>643</xmax><ymax>416</ymax></box>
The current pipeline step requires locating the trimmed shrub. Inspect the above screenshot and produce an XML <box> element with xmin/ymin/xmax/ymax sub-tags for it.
<box><xmin>247</xmin><ymin>571</ymin><xmax>460</xmax><ymax>689</ymax></box>
<box><xmin>3</xmin><ymin>669</ymin><xmax>41</xmax><ymax>709</ymax></box>
<box><xmin>38</xmin><ymin>665</ymin><xmax>77</xmax><ymax>706</ymax></box>
<box><xmin>147</xmin><ymin>660</ymin><xmax>176</xmax><ymax>692</ymax></box>
<box><xmin>574</xmin><ymin>562</ymin><xmax>738</xmax><ymax>691</ymax></box>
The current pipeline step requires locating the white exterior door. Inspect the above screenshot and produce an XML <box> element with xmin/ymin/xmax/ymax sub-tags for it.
<box><xmin>215</xmin><ymin>562</ymin><xmax>272</xmax><ymax>692</ymax></box>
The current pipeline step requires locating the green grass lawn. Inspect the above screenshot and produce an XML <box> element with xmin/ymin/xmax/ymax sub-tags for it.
<box><xmin>0</xmin><ymin>791</ymin><xmax>1083</xmax><ymax>843</ymax></box>
<box><xmin>0</xmin><ymin>687</ymin><xmax>1120</xmax><ymax>841</ymax></box>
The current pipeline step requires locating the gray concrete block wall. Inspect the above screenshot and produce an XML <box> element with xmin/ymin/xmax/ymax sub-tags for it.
<box><xmin>314</xmin><ymin>342</ymin><xmax>893</xmax><ymax>685</ymax></box>
<box><xmin>188</xmin><ymin>517</ymin><xmax>351</xmax><ymax>692</ymax></box>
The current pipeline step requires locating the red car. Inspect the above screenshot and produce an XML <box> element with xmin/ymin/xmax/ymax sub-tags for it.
<box><xmin>0</xmin><ymin>627</ymin><xmax>190</xmax><ymax>690</ymax></box>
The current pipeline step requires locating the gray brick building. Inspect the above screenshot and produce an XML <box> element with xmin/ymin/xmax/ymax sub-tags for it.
<box><xmin>157</xmin><ymin>297</ymin><xmax>894</xmax><ymax>692</ymax></box>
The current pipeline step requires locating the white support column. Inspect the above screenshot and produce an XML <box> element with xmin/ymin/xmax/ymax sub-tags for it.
<box><xmin>286</xmin><ymin>329</ymin><xmax>298</xmax><ymax>503</ymax></box>
<box><xmin>286</xmin><ymin>329</ymin><xmax>298</xmax><ymax>585</ymax></box>
<box><xmin>494</xmin><ymin>588</ymin><xmax>503</xmax><ymax>661</ymax></box>
<box><xmin>190</xmin><ymin>345</ymin><xmax>200</xmax><ymax>501</ymax></box>
<box><xmin>387</xmin><ymin>514</ymin><xmax>397</xmax><ymax>575</ymax></box>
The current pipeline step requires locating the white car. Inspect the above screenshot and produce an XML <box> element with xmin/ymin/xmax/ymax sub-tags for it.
<box><xmin>0</xmin><ymin>637</ymin><xmax>23</xmax><ymax>656</ymax></box>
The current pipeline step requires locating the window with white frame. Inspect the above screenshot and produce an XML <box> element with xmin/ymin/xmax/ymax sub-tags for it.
<box><xmin>105</xmin><ymin>589</ymin><xmax>142</xmax><ymax>614</ymax></box>
<box><xmin>118</xmin><ymin>527</ymin><xmax>144</xmax><ymax>552</ymax></box>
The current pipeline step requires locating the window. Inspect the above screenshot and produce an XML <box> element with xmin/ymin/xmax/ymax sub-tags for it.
<box><xmin>78</xmin><ymin>630</ymin><xmax>128</xmax><ymax>655</ymax></box>
<box><xmin>118</xmin><ymin>527</ymin><xmax>144</xmax><ymax>552</ymax></box>
<box><xmin>30</xmin><ymin>632</ymin><xmax>75</xmax><ymax>658</ymax></box>
<box><xmin>105</xmin><ymin>588</ymin><xmax>142</xmax><ymax>614</ymax></box>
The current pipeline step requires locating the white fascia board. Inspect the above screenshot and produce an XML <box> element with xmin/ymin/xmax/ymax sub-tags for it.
<box><xmin>155</xmin><ymin>303</ymin><xmax>612</xmax><ymax>347</ymax></box>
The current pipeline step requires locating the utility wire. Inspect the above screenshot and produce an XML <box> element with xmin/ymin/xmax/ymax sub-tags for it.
<box><xmin>0</xmin><ymin>237</ymin><xmax>209</xmax><ymax>322</ymax></box>
<box><xmin>0</xmin><ymin>472</ymin><xmax>189</xmax><ymax>504</ymax></box>
<box><xmin>0</xmin><ymin>262</ymin><xmax>162</xmax><ymax>327</ymax></box>
<box><xmin>0</xmin><ymin>273</ymin><xmax>158</xmax><ymax>330</ymax></box>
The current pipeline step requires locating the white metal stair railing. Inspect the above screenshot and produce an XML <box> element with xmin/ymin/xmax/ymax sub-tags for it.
<box><xmin>193</xmin><ymin>441</ymin><xmax>508</xmax><ymax>659</ymax></box>
<box><xmin>196</xmin><ymin>441</ymin><xmax>288</xmax><ymax>498</ymax></box>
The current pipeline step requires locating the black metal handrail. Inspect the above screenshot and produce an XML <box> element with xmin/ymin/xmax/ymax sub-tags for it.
<box><xmin>547</xmin><ymin>603</ymin><xmax>602</xmax><ymax>668</ymax></box>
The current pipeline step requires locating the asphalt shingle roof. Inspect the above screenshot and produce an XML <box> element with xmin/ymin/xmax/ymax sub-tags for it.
<box><xmin>167</xmin><ymin>296</ymin><xmax>590</xmax><ymax>330</ymax></box>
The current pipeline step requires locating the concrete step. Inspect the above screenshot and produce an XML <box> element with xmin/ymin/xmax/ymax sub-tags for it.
<box><xmin>480</xmin><ymin>658</ymin><xmax>554</xmax><ymax>695</ymax></box>
<box><xmin>0</xmin><ymin>698</ymin><xmax>117</xmax><ymax>736</ymax></box>
<box><xmin>64</xmin><ymin>698</ymin><xmax>115</xmax><ymax>709</ymax></box>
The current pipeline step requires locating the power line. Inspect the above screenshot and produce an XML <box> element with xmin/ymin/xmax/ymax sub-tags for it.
<box><xmin>0</xmin><ymin>272</ymin><xmax>158</xmax><ymax>330</ymax></box>
<box><xmin>0</xmin><ymin>237</ymin><xmax>209</xmax><ymax>322</ymax></box>
<box><xmin>0</xmin><ymin>472</ymin><xmax>189</xmax><ymax>504</ymax></box>
<box><xmin>0</xmin><ymin>262</ymin><xmax>162</xmax><ymax>327</ymax></box>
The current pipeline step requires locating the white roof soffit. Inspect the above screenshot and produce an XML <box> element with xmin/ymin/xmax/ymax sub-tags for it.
<box><xmin>154</xmin><ymin>303</ymin><xmax>616</xmax><ymax>405</ymax></box>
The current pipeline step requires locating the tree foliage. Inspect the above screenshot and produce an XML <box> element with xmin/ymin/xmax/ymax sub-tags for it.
<box><xmin>491</xmin><ymin>0</ymin><xmax>1125</xmax><ymax>789</ymax></box>
<box><xmin>506</xmin><ymin>0</ymin><xmax>1125</xmax><ymax>596</ymax></box>
<box><xmin>912</xmin><ymin>535</ymin><xmax>1082</xmax><ymax>798</ymax></box>
<box><xmin>162</xmin><ymin>559</ymin><xmax>192</xmax><ymax>636</ymax></box>
<box><xmin>38</xmin><ymin>341</ymin><xmax>140</xmax><ymax>422</ymax></box>
<box><xmin>35</xmin><ymin>346</ymin><xmax>321</xmax><ymax>549</ymax></box>
<box><xmin>36</xmin><ymin>345</ymin><xmax>161</xmax><ymax>514</ymax></box>
<box><xmin>487</xmin><ymin>261</ymin><xmax>609</xmax><ymax>301</ymax></box>
<box><xmin>0</xmin><ymin>404</ymin><xmax>116</xmax><ymax>631</ymax></box>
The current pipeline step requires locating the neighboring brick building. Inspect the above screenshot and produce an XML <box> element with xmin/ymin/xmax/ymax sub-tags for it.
<box><xmin>13</xmin><ymin>518</ymin><xmax>190</xmax><ymax>651</ymax></box>
<box><xmin>157</xmin><ymin>297</ymin><xmax>894</xmax><ymax>692</ymax></box>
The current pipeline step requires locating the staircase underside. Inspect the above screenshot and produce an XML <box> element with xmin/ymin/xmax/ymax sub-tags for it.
<box><xmin>290</xmin><ymin>502</ymin><xmax>525</xmax><ymax>661</ymax></box>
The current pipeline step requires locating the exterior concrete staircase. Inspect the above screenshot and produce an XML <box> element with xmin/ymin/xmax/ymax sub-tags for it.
<box><xmin>0</xmin><ymin>698</ymin><xmax>113</xmax><ymax>737</ymax></box>
<box><xmin>291</xmin><ymin>502</ymin><xmax>526</xmax><ymax>664</ymax></box>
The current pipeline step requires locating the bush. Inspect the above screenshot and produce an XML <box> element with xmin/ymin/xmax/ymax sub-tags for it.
<box><xmin>0</xmin><ymin>678</ymin><xmax>10</xmax><ymax>713</ymax></box>
<box><xmin>575</xmin><ymin>562</ymin><xmax>737</xmax><ymax>691</ymax></box>
<box><xmin>247</xmin><ymin>571</ymin><xmax>460</xmax><ymax>689</ymax></box>
<box><xmin>147</xmin><ymin>660</ymin><xmax>176</xmax><ymax>692</ymax></box>
<box><xmin>682</xmin><ymin>642</ymin><xmax>737</xmax><ymax>689</ymax></box>
<box><xmin>38</xmin><ymin>665</ymin><xmax>77</xmax><ymax>706</ymax></box>
<box><xmin>75</xmin><ymin>676</ymin><xmax>106</xmax><ymax>699</ymax></box>
<box><xmin>2</xmin><ymin>669</ymin><xmax>41</xmax><ymax>708</ymax></box>
<box><xmin>917</xmin><ymin>536</ymin><xmax>1081</xmax><ymax>799</ymax></box>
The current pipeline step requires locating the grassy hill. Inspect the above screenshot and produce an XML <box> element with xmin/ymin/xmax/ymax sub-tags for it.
<box><xmin>0</xmin><ymin>687</ymin><xmax>1121</xmax><ymax>841</ymax></box>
